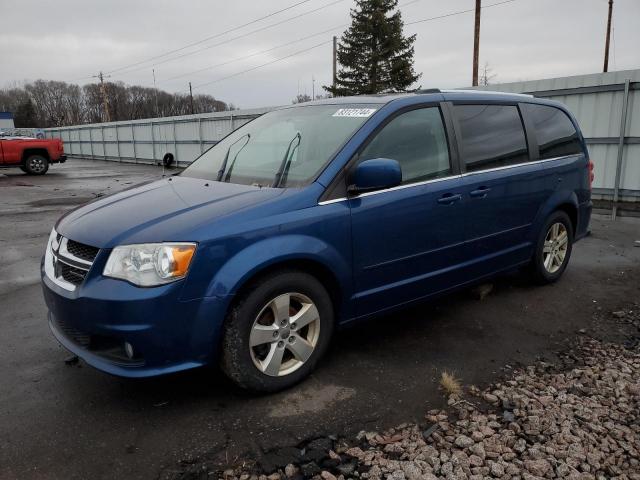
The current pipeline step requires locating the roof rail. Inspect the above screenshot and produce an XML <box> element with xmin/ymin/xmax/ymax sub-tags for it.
<box><xmin>415</xmin><ymin>88</ymin><xmax>441</xmax><ymax>94</ymax></box>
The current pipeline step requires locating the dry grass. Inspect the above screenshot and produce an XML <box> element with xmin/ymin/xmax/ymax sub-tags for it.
<box><xmin>440</xmin><ymin>371</ymin><xmax>462</xmax><ymax>397</ymax></box>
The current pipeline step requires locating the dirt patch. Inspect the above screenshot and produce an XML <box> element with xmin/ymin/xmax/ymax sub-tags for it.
<box><xmin>268</xmin><ymin>384</ymin><xmax>356</xmax><ymax>419</ymax></box>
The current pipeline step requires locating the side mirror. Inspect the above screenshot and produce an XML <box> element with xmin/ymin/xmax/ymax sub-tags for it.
<box><xmin>348</xmin><ymin>158</ymin><xmax>402</xmax><ymax>195</ymax></box>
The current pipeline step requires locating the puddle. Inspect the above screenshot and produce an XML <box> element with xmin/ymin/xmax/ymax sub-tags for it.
<box><xmin>268</xmin><ymin>383</ymin><xmax>356</xmax><ymax>418</ymax></box>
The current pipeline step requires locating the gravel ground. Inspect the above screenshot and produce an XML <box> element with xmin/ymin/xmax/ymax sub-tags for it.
<box><xmin>195</xmin><ymin>306</ymin><xmax>640</xmax><ymax>480</ymax></box>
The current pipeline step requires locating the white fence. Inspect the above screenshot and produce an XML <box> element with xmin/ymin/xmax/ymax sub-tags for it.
<box><xmin>44</xmin><ymin>70</ymin><xmax>639</xmax><ymax>206</ymax></box>
<box><xmin>44</xmin><ymin>107</ymin><xmax>274</xmax><ymax>167</ymax></box>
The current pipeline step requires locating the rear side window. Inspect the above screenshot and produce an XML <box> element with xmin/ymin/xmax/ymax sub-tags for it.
<box><xmin>523</xmin><ymin>104</ymin><xmax>583</xmax><ymax>159</ymax></box>
<box><xmin>454</xmin><ymin>104</ymin><xmax>529</xmax><ymax>172</ymax></box>
<box><xmin>359</xmin><ymin>107</ymin><xmax>451</xmax><ymax>185</ymax></box>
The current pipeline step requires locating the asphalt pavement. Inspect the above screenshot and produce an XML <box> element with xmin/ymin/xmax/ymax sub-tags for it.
<box><xmin>0</xmin><ymin>159</ymin><xmax>638</xmax><ymax>479</ymax></box>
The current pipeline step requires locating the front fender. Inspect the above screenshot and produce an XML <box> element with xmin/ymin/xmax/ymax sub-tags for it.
<box><xmin>205</xmin><ymin>234</ymin><xmax>352</xmax><ymax>308</ymax></box>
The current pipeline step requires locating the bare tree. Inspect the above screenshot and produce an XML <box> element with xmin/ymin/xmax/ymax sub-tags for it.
<box><xmin>292</xmin><ymin>93</ymin><xmax>312</xmax><ymax>104</ymax></box>
<box><xmin>0</xmin><ymin>79</ymin><xmax>231</xmax><ymax>127</ymax></box>
<box><xmin>480</xmin><ymin>62</ymin><xmax>497</xmax><ymax>86</ymax></box>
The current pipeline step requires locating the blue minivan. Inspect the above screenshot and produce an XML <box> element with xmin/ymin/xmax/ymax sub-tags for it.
<box><xmin>42</xmin><ymin>90</ymin><xmax>593</xmax><ymax>391</ymax></box>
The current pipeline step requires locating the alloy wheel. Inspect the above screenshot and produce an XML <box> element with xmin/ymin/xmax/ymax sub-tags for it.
<box><xmin>249</xmin><ymin>292</ymin><xmax>320</xmax><ymax>377</ymax></box>
<box><xmin>29</xmin><ymin>157</ymin><xmax>46</xmax><ymax>174</ymax></box>
<box><xmin>542</xmin><ymin>222</ymin><xmax>569</xmax><ymax>274</ymax></box>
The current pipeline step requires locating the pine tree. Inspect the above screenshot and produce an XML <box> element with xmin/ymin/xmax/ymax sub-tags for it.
<box><xmin>14</xmin><ymin>99</ymin><xmax>37</xmax><ymax>127</ymax></box>
<box><xmin>325</xmin><ymin>0</ymin><xmax>420</xmax><ymax>96</ymax></box>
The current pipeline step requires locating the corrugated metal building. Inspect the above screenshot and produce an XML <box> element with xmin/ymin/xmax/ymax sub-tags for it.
<box><xmin>0</xmin><ymin>112</ymin><xmax>15</xmax><ymax>130</ymax></box>
<box><xmin>45</xmin><ymin>107</ymin><xmax>275</xmax><ymax>167</ymax></box>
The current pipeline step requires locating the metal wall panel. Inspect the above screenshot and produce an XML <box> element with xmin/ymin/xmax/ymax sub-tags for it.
<box><xmin>44</xmin><ymin>107</ymin><xmax>274</xmax><ymax>166</ymax></box>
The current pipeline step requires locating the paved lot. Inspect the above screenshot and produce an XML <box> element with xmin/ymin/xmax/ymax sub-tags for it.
<box><xmin>0</xmin><ymin>159</ymin><xmax>639</xmax><ymax>480</ymax></box>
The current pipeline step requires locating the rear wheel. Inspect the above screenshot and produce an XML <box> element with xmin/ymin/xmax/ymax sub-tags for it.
<box><xmin>528</xmin><ymin>211</ymin><xmax>573</xmax><ymax>284</ymax></box>
<box><xmin>23</xmin><ymin>155</ymin><xmax>49</xmax><ymax>175</ymax></box>
<box><xmin>221</xmin><ymin>270</ymin><xmax>334</xmax><ymax>392</ymax></box>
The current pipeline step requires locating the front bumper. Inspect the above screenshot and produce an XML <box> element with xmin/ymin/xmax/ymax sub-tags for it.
<box><xmin>42</xmin><ymin>266</ymin><xmax>229</xmax><ymax>378</ymax></box>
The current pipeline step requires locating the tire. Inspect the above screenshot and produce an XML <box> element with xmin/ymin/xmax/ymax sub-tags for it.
<box><xmin>162</xmin><ymin>153</ymin><xmax>174</xmax><ymax>168</ymax></box>
<box><xmin>528</xmin><ymin>211</ymin><xmax>573</xmax><ymax>284</ymax></box>
<box><xmin>221</xmin><ymin>269</ymin><xmax>334</xmax><ymax>392</ymax></box>
<box><xmin>23</xmin><ymin>155</ymin><xmax>49</xmax><ymax>175</ymax></box>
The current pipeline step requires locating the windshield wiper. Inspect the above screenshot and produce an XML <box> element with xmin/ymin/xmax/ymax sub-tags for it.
<box><xmin>217</xmin><ymin>134</ymin><xmax>250</xmax><ymax>182</ymax></box>
<box><xmin>272</xmin><ymin>132</ymin><xmax>301</xmax><ymax>188</ymax></box>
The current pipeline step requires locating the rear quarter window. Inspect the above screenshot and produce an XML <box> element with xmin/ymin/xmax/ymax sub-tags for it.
<box><xmin>523</xmin><ymin>104</ymin><xmax>583</xmax><ymax>159</ymax></box>
<box><xmin>453</xmin><ymin>104</ymin><xmax>529</xmax><ymax>172</ymax></box>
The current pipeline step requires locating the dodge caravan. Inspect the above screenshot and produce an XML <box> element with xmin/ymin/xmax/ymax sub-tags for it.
<box><xmin>42</xmin><ymin>90</ymin><xmax>593</xmax><ymax>391</ymax></box>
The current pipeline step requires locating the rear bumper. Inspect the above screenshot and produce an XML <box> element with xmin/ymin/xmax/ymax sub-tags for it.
<box><xmin>41</xmin><ymin>264</ymin><xmax>230</xmax><ymax>378</ymax></box>
<box><xmin>575</xmin><ymin>200</ymin><xmax>593</xmax><ymax>241</ymax></box>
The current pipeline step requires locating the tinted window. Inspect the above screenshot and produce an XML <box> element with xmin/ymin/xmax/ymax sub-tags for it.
<box><xmin>524</xmin><ymin>104</ymin><xmax>583</xmax><ymax>159</ymax></box>
<box><xmin>359</xmin><ymin>107</ymin><xmax>450</xmax><ymax>184</ymax></box>
<box><xmin>454</xmin><ymin>104</ymin><xmax>528</xmax><ymax>172</ymax></box>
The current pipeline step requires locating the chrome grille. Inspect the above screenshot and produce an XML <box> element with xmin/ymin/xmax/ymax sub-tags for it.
<box><xmin>66</xmin><ymin>239</ymin><xmax>99</xmax><ymax>263</ymax></box>
<box><xmin>45</xmin><ymin>231</ymin><xmax>98</xmax><ymax>291</ymax></box>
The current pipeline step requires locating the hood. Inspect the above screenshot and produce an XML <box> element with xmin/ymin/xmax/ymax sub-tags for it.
<box><xmin>56</xmin><ymin>176</ymin><xmax>285</xmax><ymax>247</ymax></box>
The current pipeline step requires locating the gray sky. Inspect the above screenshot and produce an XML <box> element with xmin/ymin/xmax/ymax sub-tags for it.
<box><xmin>1</xmin><ymin>0</ymin><xmax>638</xmax><ymax>109</ymax></box>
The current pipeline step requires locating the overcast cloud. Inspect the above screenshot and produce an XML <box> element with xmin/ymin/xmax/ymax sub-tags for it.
<box><xmin>1</xmin><ymin>0</ymin><xmax>638</xmax><ymax>109</ymax></box>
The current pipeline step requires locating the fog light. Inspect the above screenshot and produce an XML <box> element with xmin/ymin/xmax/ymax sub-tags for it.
<box><xmin>124</xmin><ymin>342</ymin><xmax>134</xmax><ymax>359</ymax></box>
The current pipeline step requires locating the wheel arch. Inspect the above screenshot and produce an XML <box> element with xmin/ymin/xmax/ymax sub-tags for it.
<box><xmin>202</xmin><ymin>235</ymin><xmax>354</xmax><ymax>324</ymax></box>
<box><xmin>555</xmin><ymin>202</ymin><xmax>578</xmax><ymax>236</ymax></box>
<box><xmin>531</xmin><ymin>190</ymin><xmax>579</xmax><ymax>242</ymax></box>
<box><xmin>22</xmin><ymin>148</ymin><xmax>50</xmax><ymax>164</ymax></box>
<box><xmin>231</xmin><ymin>258</ymin><xmax>344</xmax><ymax>320</ymax></box>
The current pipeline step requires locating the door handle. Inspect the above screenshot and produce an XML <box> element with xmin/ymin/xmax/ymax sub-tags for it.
<box><xmin>437</xmin><ymin>193</ymin><xmax>462</xmax><ymax>205</ymax></box>
<box><xmin>469</xmin><ymin>186</ymin><xmax>491</xmax><ymax>198</ymax></box>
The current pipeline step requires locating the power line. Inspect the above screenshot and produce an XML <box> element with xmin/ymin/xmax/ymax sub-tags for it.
<box><xmin>110</xmin><ymin>0</ymin><xmax>347</xmax><ymax>78</ymax></box>
<box><xmin>193</xmin><ymin>40</ymin><xmax>332</xmax><ymax>89</ymax></box>
<box><xmin>406</xmin><ymin>0</ymin><xmax>517</xmax><ymax>26</ymax></box>
<box><xmin>159</xmin><ymin>0</ymin><xmax>427</xmax><ymax>85</ymax></box>
<box><xmin>104</xmin><ymin>0</ymin><xmax>317</xmax><ymax>75</ymax></box>
<box><xmin>161</xmin><ymin>25</ymin><xmax>347</xmax><ymax>84</ymax></box>
<box><xmin>189</xmin><ymin>0</ymin><xmax>519</xmax><ymax>91</ymax></box>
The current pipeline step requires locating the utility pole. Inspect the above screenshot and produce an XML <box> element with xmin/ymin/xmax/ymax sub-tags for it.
<box><xmin>332</xmin><ymin>36</ymin><xmax>337</xmax><ymax>90</ymax></box>
<box><xmin>189</xmin><ymin>82</ymin><xmax>195</xmax><ymax>114</ymax></box>
<box><xmin>472</xmin><ymin>0</ymin><xmax>481</xmax><ymax>86</ymax></box>
<box><xmin>603</xmin><ymin>0</ymin><xmax>613</xmax><ymax>72</ymax></box>
<box><xmin>312</xmin><ymin>75</ymin><xmax>315</xmax><ymax>100</ymax></box>
<box><xmin>93</xmin><ymin>71</ymin><xmax>111</xmax><ymax>122</ymax></box>
<box><xmin>152</xmin><ymin>69</ymin><xmax>159</xmax><ymax>117</ymax></box>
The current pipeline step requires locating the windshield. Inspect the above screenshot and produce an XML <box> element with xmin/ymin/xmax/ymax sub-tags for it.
<box><xmin>182</xmin><ymin>104</ymin><xmax>379</xmax><ymax>187</ymax></box>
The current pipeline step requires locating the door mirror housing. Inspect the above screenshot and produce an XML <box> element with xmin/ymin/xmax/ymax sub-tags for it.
<box><xmin>348</xmin><ymin>158</ymin><xmax>402</xmax><ymax>195</ymax></box>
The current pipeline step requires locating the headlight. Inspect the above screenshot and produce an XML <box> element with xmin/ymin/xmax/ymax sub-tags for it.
<box><xmin>103</xmin><ymin>243</ymin><xmax>196</xmax><ymax>287</ymax></box>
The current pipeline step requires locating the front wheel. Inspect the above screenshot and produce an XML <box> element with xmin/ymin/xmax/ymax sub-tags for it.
<box><xmin>23</xmin><ymin>155</ymin><xmax>49</xmax><ymax>175</ymax></box>
<box><xmin>528</xmin><ymin>211</ymin><xmax>573</xmax><ymax>284</ymax></box>
<box><xmin>221</xmin><ymin>270</ymin><xmax>334</xmax><ymax>392</ymax></box>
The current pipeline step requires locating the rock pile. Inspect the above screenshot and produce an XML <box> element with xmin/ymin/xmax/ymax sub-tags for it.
<box><xmin>199</xmin><ymin>308</ymin><xmax>640</xmax><ymax>480</ymax></box>
<box><xmin>344</xmin><ymin>336</ymin><xmax>640</xmax><ymax>479</ymax></box>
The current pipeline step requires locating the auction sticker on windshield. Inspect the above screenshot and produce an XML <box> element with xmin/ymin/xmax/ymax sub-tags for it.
<box><xmin>332</xmin><ymin>108</ymin><xmax>377</xmax><ymax>117</ymax></box>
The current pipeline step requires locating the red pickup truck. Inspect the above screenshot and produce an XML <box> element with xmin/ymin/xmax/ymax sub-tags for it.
<box><xmin>0</xmin><ymin>136</ymin><xmax>67</xmax><ymax>175</ymax></box>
